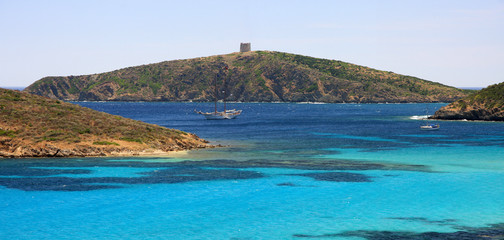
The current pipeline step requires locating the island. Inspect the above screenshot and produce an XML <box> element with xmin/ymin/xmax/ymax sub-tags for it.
<box><xmin>24</xmin><ymin>51</ymin><xmax>470</xmax><ymax>103</ymax></box>
<box><xmin>0</xmin><ymin>88</ymin><xmax>209</xmax><ymax>158</ymax></box>
<box><xmin>431</xmin><ymin>82</ymin><xmax>504</xmax><ymax>121</ymax></box>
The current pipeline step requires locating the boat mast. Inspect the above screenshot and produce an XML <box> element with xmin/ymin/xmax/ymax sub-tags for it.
<box><xmin>214</xmin><ymin>68</ymin><xmax>218</xmax><ymax>114</ymax></box>
<box><xmin>223</xmin><ymin>66</ymin><xmax>228</xmax><ymax>113</ymax></box>
<box><xmin>223</xmin><ymin>90</ymin><xmax>226</xmax><ymax>113</ymax></box>
<box><xmin>212</xmin><ymin>65</ymin><xmax>229</xmax><ymax>114</ymax></box>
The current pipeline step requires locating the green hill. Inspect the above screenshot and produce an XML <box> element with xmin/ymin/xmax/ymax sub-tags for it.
<box><xmin>431</xmin><ymin>82</ymin><xmax>504</xmax><ymax>121</ymax></box>
<box><xmin>0</xmin><ymin>88</ymin><xmax>209</xmax><ymax>157</ymax></box>
<box><xmin>25</xmin><ymin>51</ymin><xmax>470</xmax><ymax>103</ymax></box>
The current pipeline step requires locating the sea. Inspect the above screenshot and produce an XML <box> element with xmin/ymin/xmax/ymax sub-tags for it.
<box><xmin>1</xmin><ymin>102</ymin><xmax>504</xmax><ymax>240</ymax></box>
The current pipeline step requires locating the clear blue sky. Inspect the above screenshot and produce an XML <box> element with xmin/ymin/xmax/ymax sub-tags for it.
<box><xmin>1</xmin><ymin>0</ymin><xmax>503</xmax><ymax>88</ymax></box>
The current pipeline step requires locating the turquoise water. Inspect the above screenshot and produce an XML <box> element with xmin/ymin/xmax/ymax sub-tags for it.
<box><xmin>1</xmin><ymin>103</ymin><xmax>504</xmax><ymax>239</ymax></box>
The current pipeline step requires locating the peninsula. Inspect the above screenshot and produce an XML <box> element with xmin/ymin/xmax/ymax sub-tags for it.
<box><xmin>0</xmin><ymin>88</ymin><xmax>209</xmax><ymax>158</ymax></box>
<box><xmin>25</xmin><ymin>51</ymin><xmax>470</xmax><ymax>103</ymax></box>
<box><xmin>431</xmin><ymin>82</ymin><xmax>504</xmax><ymax>121</ymax></box>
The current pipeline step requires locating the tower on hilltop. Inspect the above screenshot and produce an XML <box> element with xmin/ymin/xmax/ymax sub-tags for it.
<box><xmin>240</xmin><ymin>43</ymin><xmax>251</xmax><ymax>52</ymax></box>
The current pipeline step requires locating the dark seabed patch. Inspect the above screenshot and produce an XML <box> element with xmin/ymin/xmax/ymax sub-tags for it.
<box><xmin>289</xmin><ymin>172</ymin><xmax>372</xmax><ymax>182</ymax></box>
<box><xmin>293</xmin><ymin>223</ymin><xmax>504</xmax><ymax>240</ymax></box>
<box><xmin>0</xmin><ymin>167</ymin><xmax>92</xmax><ymax>177</ymax></box>
<box><xmin>0</xmin><ymin>177</ymin><xmax>123</xmax><ymax>191</ymax></box>
<box><xmin>383</xmin><ymin>174</ymin><xmax>400</xmax><ymax>177</ymax></box>
<box><xmin>276</xmin><ymin>182</ymin><xmax>298</xmax><ymax>187</ymax></box>
<box><xmin>0</xmin><ymin>157</ymin><xmax>428</xmax><ymax>191</ymax></box>
<box><xmin>387</xmin><ymin>217</ymin><xmax>459</xmax><ymax>227</ymax></box>
<box><xmin>0</xmin><ymin>166</ymin><xmax>263</xmax><ymax>191</ymax></box>
<box><xmin>0</xmin><ymin>157</ymin><xmax>430</xmax><ymax>171</ymax></box>
<box><xmin>179</xmin><ymin>158</ymin><xmax>431</xmax><ymax>172</ymax></box>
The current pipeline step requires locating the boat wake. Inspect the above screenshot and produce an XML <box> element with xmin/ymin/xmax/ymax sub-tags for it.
<box><xmin>410</xmin><ymin>115</ymin><xmax>431</xmax><ymax>120</ymax></box>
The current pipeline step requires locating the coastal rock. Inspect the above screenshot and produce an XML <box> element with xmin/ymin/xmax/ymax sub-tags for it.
<box><xmin>431</xmin><ymin>82</ymin><xmax>504</xmax><ymax>121</ymax></box>
<box><xmin>432</xmin><ymin>107</ymin><xmax>504</xmax><ymax>121</ymax></box>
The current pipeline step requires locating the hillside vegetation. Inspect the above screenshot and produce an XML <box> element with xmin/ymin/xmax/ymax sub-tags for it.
<box><xmin>431</xmin><ymin>82</ymin><xmax>504</xmax><ymax>121</ymax></box>
<box><xmin>25</xmin><ymin>51</ymin><xmax>470</xmax><ymax>103</ymax></box>
<box><xmin>0</xmin><ymin>88</ymin><xmax>208</xmax><ymax>157</ymax></box>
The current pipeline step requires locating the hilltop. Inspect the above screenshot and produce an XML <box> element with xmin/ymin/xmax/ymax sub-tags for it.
<box><xmin>431</xmin><ymin>82</ymin><xmax>504</xmax><ymax>121</ymax></box>
<box><xmin>25</xmin><ymin>51</ymin><xmax>470</xmax><ymax>103</ymax></box>
<box><xmin>0</xmin><ymin>88</ymin><xmax>209</xmax><ymax>157</ymax></box>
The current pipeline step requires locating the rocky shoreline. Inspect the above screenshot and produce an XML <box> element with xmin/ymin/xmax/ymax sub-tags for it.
<box><xmin>430</xmin><ymin>82</ymin><xmax>504</xmax><ymax>121</ymax></box>
<box><xmin>430</xmin><ymin>106</ymin><xmax>504</xmax><ymax>121</ymax></box>
<box><xmin>0</xmin><ymin>137</ymin><xmax>211</xmax><ymax>158</ymax></box>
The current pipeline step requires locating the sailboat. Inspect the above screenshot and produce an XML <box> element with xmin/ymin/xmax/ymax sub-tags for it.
<box><xmin>195</xmin><ymin>66</ymin><xmax>242</xmax><ymax>120</ymax></box>
<box><xmin>420</xmin><ymin>107</ymin><xmax>439</xmax><ymax>130</ymax></box>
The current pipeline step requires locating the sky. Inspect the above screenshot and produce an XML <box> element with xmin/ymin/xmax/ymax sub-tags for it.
<box><xmin>1</xmin><ymin>0</ymin><xmax>503</xmax><ymax>89</ymax></box>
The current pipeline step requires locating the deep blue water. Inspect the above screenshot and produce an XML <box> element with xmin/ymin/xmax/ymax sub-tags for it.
<box><xmin>1</xmin><ymin>102</ymin><xmax>504</xmax><ymax>239</ymax></box>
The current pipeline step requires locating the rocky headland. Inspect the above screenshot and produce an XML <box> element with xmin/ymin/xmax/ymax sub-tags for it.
<box><xmin>431</xmin><ymin>82</ymin><xmax>504</xmax><ymax>121</ymax></box>
<box><xmin>0</xmin><ymin>88</ymin><xmax>210</xmax><ymax>158</ymax></box>
<box><xmin>24</xmin><ymin>51</ymin><xmax>471</xmax><ymax>103</ymax></box>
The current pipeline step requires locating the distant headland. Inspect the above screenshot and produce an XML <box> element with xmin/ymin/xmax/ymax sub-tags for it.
<box><xmin>24</xmin><ymin>50</ymin><xmax>471</xmax><ymax>103</ymax></box>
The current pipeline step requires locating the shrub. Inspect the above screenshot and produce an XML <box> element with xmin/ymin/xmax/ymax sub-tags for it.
<box><xmin>77</xmin><ymin>128</ymin><xmax>91</xmax><ymax>134</ymax></box>
<box><xmin>93</xmin><ymin>141</ymin><xmax>120</xmax><ymax>146</ymax></box>
<box><xmin>119</xmin><ymin>137</ymin><xmax>143</xmax><ymax>143</ymax></box>
<box><xmin>0</xmin><ymin>129</ymin><xmax>16</xmax><ymax>137</ymax></box>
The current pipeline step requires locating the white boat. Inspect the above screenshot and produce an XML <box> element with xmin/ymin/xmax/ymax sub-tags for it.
<box><xmin>420</xmin><ymin>124</ymin><xmax>440</xmax><ymax>130</ymax></box>
<box><xmin>196</xmin><ymin>66</ymin><xmax>242</xmax><ymax>120</ymax></box>
<box><xmin>195</xmin><ymin>109</ymin><xmax>242</xmax><ymax>120</ymax></box>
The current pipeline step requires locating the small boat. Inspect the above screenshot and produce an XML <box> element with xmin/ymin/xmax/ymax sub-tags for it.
<box><xmin>420</xmin><ymin>124</ymin><xmax>440</xmax><ymax>130</ymax></box>
<box><xmin>196</xmin><ymin>66</ymin><xmax>241</xmax><ymax>120</ymax></box>
<box><xmin>419</xmin><ymin>107</ymin><xmax>439</xmax><ymax>130</ymax></box>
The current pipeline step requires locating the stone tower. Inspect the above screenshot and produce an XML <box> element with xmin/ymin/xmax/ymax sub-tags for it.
<box><xmin>240</xmin><ymin>43</ymin><xmax>251</xmax><ymax>52</ymax></box>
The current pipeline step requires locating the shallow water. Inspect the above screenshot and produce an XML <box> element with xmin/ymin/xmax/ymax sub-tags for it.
<box><xmin>1</xmin><ymin>103</ymin><xmax>504</xmax><ymax>239</ymax></box>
